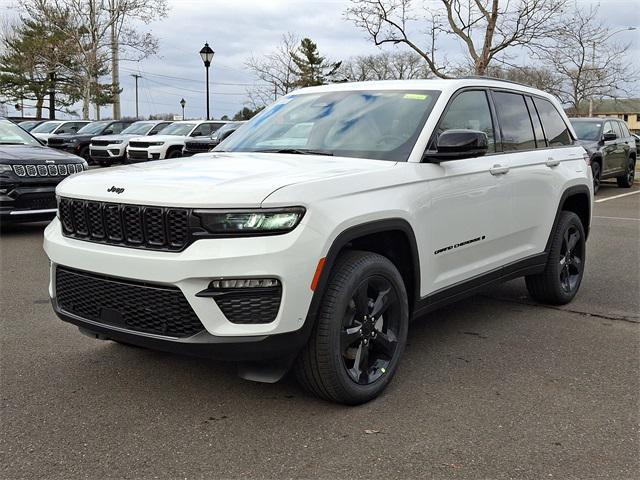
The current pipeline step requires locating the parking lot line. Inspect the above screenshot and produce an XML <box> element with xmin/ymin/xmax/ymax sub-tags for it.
<box><xmin>594</xmin><ymin>190</ymin><xmax>640</xmax><ymax>203</ymax></box>
<box><xmin>593</xmin><ymin>215</ymin><xmax>640</xmax><ymax>222</ymax></box>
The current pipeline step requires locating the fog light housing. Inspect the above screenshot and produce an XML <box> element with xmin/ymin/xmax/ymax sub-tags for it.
<box><xmin>210</xmin><ymin>278</ymin><xmax>280</xmax><ymax>289</ymax></box>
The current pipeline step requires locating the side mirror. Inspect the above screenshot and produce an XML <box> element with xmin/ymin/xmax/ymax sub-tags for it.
<box><xmin>423</xmin><ymin>129</ymin><xmax>489</xmax><ymax>162</ymax></box>
<box><xmin>602</xmin><ymin>132</ymin><xmax>617</xmax><ymax>142</ymax></box>
<box><xmin>103</xmin><ymin>129</ymin><xmax>113</xmax><ymax>135</ymax></box>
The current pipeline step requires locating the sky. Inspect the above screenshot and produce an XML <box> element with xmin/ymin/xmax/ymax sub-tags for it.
<box><xmin>1</xmin><ymin>0</ymin><xmax>639</xmax><ymax>120</ymax></box>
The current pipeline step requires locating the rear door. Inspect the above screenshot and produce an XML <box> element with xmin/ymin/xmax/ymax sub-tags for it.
<box><xmin>602</xmin><ymin>121</ymin><xmax>624</xmax><ymax>174</ymax></box>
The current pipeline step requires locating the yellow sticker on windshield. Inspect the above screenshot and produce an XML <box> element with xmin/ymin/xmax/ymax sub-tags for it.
<box><xmin>403</xmin><ymin>93</ymin><xmax>428</xmax><ymax>100</ymax></box>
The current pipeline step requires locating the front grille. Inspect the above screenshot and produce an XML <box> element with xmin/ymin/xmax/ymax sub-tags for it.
<box><xmin>58</xmin><ymin>197</ymin><xmax>191</xmax><ymax>251</ymax></box>
<box><xmin>11</xmin><ymin>163</ymin><xmax>84</xmax><ymax>177</ymax></box>
<box><xmin>129</xmin><ymin>141</ymin><xmax>151</xmax><ymax>148</ymax></box>
<box><xmin>90</xmin><ymin>149</ymin><xmax>110</xmax><ymax>157</ymax></box>
<box><xmin>127</xmin><ymin>150</ymin><xmax>148</xmax><ymax>160</ymax></box>
<box><xmin>55</xmin><ymin>266</ymin><xmax>204</xmax><ymax>337</ymax></box>
<box><xmin>214</xmin><ymin>288</ymin><xmax>282</xmax><ymax>324</ymax></box>
<box><xmin>91</xmin><ymin>140</ymin><xmax>110</xmax><ymax>147</ymax></box>
<box><xmin>47</xmin><ymin>138</ymin><xmax>65</xmax><ymax>146</ymax></box>
<box><xmin>184</xmin><ymin>142</ymin><xmax>211</xmax><ymax>152</ymax></box>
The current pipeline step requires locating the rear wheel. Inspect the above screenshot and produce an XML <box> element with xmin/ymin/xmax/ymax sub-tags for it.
<box><xmin>166</xmin><ymin>148</ymin><xmax>182</xmax><ymax>159</ymax></box>
<box><xmin>525</xmin><ymin>211</ymin><xmax>586</xmax><ymax>305</ymax></box>
<box><xmin>295</xmin><ymin>250</ymin><xmax>408</xmax><ymax>405</ymax></box>
<box><xmin>591</xmin><ymin>161</ymin><xmax>601</xmax><ymax>194</ymax></box>
<box><xmin>616</xmin><ymin>158</ymin><xmax>636</xmax><ymax>188</ymax></box>
<box><xmin>98</xmin><ymin>161</ymin><xmax>109</xmax><ymax>167</ymax></box>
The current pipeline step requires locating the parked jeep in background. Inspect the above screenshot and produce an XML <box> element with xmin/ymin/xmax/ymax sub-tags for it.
<box><xmin>31</xmin><ymin>120</ymin><xmax>91</xmax><ymax>144</ymax></box>
<box><xmin>0</xmin><ymin>118</ymin><xmax>87</xmax><ymax>224</ymax></box>
<box><xmin>90</xmin><ymin>120</ymin><xmax>172</xmax><ymax>167</ymax></box>
<box><xmin>570</xmin><ymin>117</ymin><xmax>637</xmax><ymax>193</ymax></box>
<box><xmin>47</xmin><ymin>120</ymin><xmax>134</xmax><ymax>162</ymax></box>
<box><xmin>182</xmin><ymin>121</ymin><xmax>243</xmax><ymax>156</ymax></box>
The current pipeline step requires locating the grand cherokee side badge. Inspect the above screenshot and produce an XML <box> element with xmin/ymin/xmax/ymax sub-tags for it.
<box><xmin>107</xmin><ymin>186</ymin><xmax>125</xmax><ymax>194</ymax></box>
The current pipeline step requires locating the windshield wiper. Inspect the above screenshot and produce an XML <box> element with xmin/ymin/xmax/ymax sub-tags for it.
<box><xmin>255</xmin><ymin>148</ymin><xmax>334</xmax><ymax>156</ymax></box>
<box><xmin>0</xmin><ymin>142</ymin><xmax>28</xmax><ymax>145</ymax></box>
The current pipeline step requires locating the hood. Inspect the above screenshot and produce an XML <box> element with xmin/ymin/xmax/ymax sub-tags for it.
<box><xmin>130</xmin><ymin>134</ymin><xmax>185</xmax><ymax>143</ymax></box>
<box><xmin>576</xmin><ymin>139</ymin><xmax>598</xmax><ymax>153</ymax></box>
<box><xmin>0</xmin><ymin>144</ymin><xmax>84</xmax><ymax>163</ymax></box>
<box><xmin>185</xmin><ymin>136</ymin><xmax>215</xmax><ymax>144</ymax></box>
<box><xmin>50</xmin><ymin>133</ymin><xmax>94</xmax><ymax>142</ymax></box>
<box><xmin>92</xmin><ymin>134</ymin><xmax>138</xmax><ymax>142</ymax></box>
<box><xmin>56</xmin><ymin>152</ymin><xmax>396</xmax><ymax>207</ymax></box>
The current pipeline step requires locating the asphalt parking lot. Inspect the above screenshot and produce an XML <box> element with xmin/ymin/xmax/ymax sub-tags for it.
<box><xmin>1</xmin><ymin>183</ymin><xmax>638</xmax><ymax>480</ymax></box>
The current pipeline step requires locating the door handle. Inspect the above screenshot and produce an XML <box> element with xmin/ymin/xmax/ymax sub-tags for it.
<box><xmin>490</xmin><ymin>164</ymin><xmax>510</xmax><ymax>175</ymax></box>
<box><xmin>546</xmin><ymin>157</ymin><xmax>560</xmax><ymax>167</ymax></box>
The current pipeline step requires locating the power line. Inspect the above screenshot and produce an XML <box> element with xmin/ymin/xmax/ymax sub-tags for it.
<box><xmin>141</xmin><ymin>76</ymin><xmax>248</xmax><ymax>96</ymax></box>
<box><xmin>120</xmin><ymin>66</ymin><xmax>267</xmax><ymax>87</ymax></box>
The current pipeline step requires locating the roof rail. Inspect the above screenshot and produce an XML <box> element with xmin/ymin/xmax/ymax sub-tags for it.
<box><xmin>458</xmin><ymin>75</ymin><xmax>533</xmax><ymax>89</ymax></box>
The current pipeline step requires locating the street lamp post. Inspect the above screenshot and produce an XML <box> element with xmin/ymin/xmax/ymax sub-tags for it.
<box><xmin>199</xmin><ymin>42</ymin><xmax>215</xmax><ymax>120</ymax></box>
<box><xmin>180</xmin><ymin>98</ymin><xmax>186</xmax><ymax>120</ymax></box>
<box><xmin>588</xmin><ymin>26</ymin><xmax>636</xmax><ymax>116</ymax></box>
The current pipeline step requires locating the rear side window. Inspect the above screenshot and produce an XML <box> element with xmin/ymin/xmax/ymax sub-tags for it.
<box><xmin>612</xmin><ymin>122</ymin><xmax>624</xmax><ymax>138</ymax></box>
<box><xmin>532</xmin><ymin>98</ymin><xmax>572</xmax><ymax>146</ymax></box>
<box><xmin>493</xmin><ymin>91</ymin><xmax>536</xmax><ymax>151</ymax></box>
<box><xmin>617</xmin><ymin>121</ymin><xmax>630</xmax><ymax>138</ymax></box>
<box><xmin>436</xmin><ymin>90</ymin><xmax>496</xmax><ymax>153</ymax></box>
<box><xmin>603</xmin><ymin>121</ymin><xmax>616</xmax><ymax>138</ymax></box>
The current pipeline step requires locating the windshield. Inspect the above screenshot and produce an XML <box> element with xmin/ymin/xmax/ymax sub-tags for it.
<box><xmin>77</xmin><ymin>121</ymin><xmax>110</xmax><ymax>135</ymax></box>
<box><xmin>159</xmin><ymin>123</ymin><xmax>196</xmax><ymax>136</ymax></box>
<box><xmin>0</xmin><ymin>119</ymin><xmax>41</xmax><ymax>146</ymax></box>
<box><xmin>571</xmin><ymin>120</ymin><xmax>602</xmax><ymax>141</ymax></box>
<box><xmin>121</xmin><ymin>122</ymin><xmax>156</xmax><ymax>135</ymax></box>
<box><xmin>32</xmin><ymin>121</ymin><xmax>63</xmax><ymax>134</ymax></box>
<box><xmin>18</xmin><ymin>121</ymin><xmax>41</xmax><ymax>131</ymax></box>
<box><xmin>217</xmin><ymin>90</ymin><xmax>439</xmax><ymax>161</ymax></box>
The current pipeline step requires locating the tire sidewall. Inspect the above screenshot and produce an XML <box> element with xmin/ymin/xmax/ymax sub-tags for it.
<box><xmin>591</xmin><ymin>161</ymin><xmax>601</xmax><ymax>193</ymax></box>
<box><xmin>319</xmin><ymin>254</ymin><xmax>409</xmax><ymax>404</ymax></box>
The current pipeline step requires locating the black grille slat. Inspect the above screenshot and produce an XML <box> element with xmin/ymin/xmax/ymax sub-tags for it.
<box><xmin>59</xmin><ymin>198</ymin><xmax>190</xmax><ymax>251</ymax></box>
<box><xmin>214</xmin><ymin>289</ymin><xmax>282</xmax><ymax>324</ymax></box>
<box><xmin>92</xmin><ymin>140</ymin><xmax>110</xmax><ymax>146</ymax></box>
<box><xmin>129</xmin><ymin>141</ymin><xmax>150</xmax><ymax>148</ymax></box>
<box><xmin>55</xmin><ymin>267</ymin><xmax>204</xmax><ymax>337</ymax></box>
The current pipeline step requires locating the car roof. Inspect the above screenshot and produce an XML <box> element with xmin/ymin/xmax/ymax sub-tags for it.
<box><xmin>291</xmin><ymin>78</ymin><xmax>561</xmax><ymax>102</ymax></box>
<box><xmin>570</xmin><ymin>117</ymin><xmax>622</xmax><ymax>122</ymax></box>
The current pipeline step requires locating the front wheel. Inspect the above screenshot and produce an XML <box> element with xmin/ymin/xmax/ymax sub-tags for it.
<box><xmin>616</xmin><ymin>158</ymin><xmax>636</xmax><ymax>188</ymax></box>
<box><xmin>525</xmin><ymin>211</ymin><xmax>586</xmax><ymax>305</ymax></box>
<box><xmin>295</xmin><ymin>250</ymin><xmax>409</xmax><ymax>405</ymax></box>
<box><xmin>591</xmin><ymin>161</ymin><xmax>601</xmax><ymax>194</ymax></box>
<box><xmin>166</xmin><ymin>148</ymin><xmax>182</xmax><ymax>159</ymax></box>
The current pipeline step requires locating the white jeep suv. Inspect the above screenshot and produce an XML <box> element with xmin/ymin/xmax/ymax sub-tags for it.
<box><xmin>44</xmin><ymin>79</ymin><xmax>592</xmax><ymax>404</ymax></box>
<box><xmin>126</xmin><ymin>120</ymin><xmax>221</xmax><ymax>162</ymax></box>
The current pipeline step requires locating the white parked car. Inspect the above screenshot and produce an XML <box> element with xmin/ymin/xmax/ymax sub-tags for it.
<box><xmin>45</xmin><ymin>79</ymin><xmax>593</xmax><ymax>404</ymax></box>
<box><xmin>90</xmin><ymin>120</ymin><xmax>172</xmax><ymax>166</ymax></box>
<box><xmin>31</xmin><ymin>120</ymin><xmax>91</xmax><ymax>144</ymax></box>
<box><xmin>126</xmin><ymin>120</ymin><xmax>222</xmax><ymax>162</ymax></box>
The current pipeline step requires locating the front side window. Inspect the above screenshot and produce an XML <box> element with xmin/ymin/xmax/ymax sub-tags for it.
<box><xmin>602</xmin><ymin>121</ymin><xmax>617</xmax><ymax>138</ymax></box>
<box><xmin>218</xmin><ymin>90</ymin><xmax>440</xmax><ymax>161</ymax></box>
<box><xmin>533</xmin><ymin>98</ymin><xmax>572</xmax><ymax>146</ymax></box>
<box><xmin>77</xmin><ymin>121</ymin><xmax>110</xmax><ymax>135</ymax></box>
<box><xmin>434</xmin><ymin>90</ymin><xmax>496</xmax><ymax>153</ymax></box>
<box><xmin>148</xmin><ymin>123</ymin><xmax>171</xmax><ymax>135</ymax></box>
<box><xmin>493</xmin><ymin>91</ymin><xmax>536</xmax><ymax>151</ymax></box>
<box><xmin>121</xmin><ymin>122</ymin><xmax>156</xmax><ymax>135</ymax></box>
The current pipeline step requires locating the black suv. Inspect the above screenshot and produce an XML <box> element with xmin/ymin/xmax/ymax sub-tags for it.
<box><xmin>182</xmin><ymin>121</ymin><xmax>243</xmax><ymax>156</ymax></box>
<box><xmin>0</xmin><ymin>118</ymin><xmax>87</xmax><ymax>224</ymax></box>
<box><xmin>47</xmin><ymin>120</ymin><xmax>134</xmax><ymax>163</ymax></box>
<box><xmin>570</xmin><ymin>117</ymin><xmax>637</xmax><ymax>193</ymax></box>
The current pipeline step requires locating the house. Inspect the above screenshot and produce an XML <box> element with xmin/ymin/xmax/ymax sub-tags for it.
<box><xmin>570</xmin><ymin>98</ymin><xmax>640</xmax><ymax>133</ymax></box>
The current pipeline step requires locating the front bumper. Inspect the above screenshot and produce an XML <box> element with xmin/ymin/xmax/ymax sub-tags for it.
<box><xmin>126</xmin><ymin>146</ymin><xmax>164</xmax><ymax>162</ymax></box>
<box><xmin>0</xmin><ymin>185</ymin><xmax>57</xmax><ymax>223</ymax></box>
<box><xmin>44</xmin><ymin>218</ymin><xmax>323</xmax><ymax>356</ymax></box>
<box><xmin>90</xmin><ymin>145</ymin><xmax>125</xmax><ymax>164</ymax></box>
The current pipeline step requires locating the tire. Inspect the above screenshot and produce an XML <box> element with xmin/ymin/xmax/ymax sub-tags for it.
<box><xmin>616</xmin><ymin>158</ymin><xmax>636</xmax><ymax>188</ymax></box>
<box><xmin>294</xmin><ymin>250</ymin><xmax>409</xmax><ymax>405</ymax></box>
<box><xmin>591</xmin><ymin>161</ymin><xmax>601</xmax><ymax>194</ymax></box>
<box><xmin>525</xmin><ymin>211</ymin><xmax>586</xmax><ymax>305</ymax></box>
<box><xmin>98</xmin><ymin>161</ymin><xmax>109</xmax><ymax>167</ymax></box>
<box><xmin>79</xmin><ymin>146</ymin><xmax>90</xmax><ymax>162</ymax></box>
<box><xmin>166</xmin><ymin>148</ymin><xmax>182</xmax><ymax>159</ymax></box>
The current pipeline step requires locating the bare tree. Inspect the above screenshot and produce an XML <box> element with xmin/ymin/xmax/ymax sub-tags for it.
<box><xmin>338</xmin><ymin>50</ymin><xmax>431</xmax><ymax>81</ymax></box>
<box><xmin>245</xmin><ymin>33</ymin><xmax>299</xmax><ymax>107</ymax></box>
<box><xmin>536</xmin><ymin>4</ymin><xmax>636</xmax><ymax>115</ymax></box>
<box><xmin>345</xmin><ymin>0</ymin><xmax>567</xmax><ymax>77</ymax></box>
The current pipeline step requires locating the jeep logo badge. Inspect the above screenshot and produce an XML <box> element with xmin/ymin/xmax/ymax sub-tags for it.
<box><xmin>107</xmin><ymin>186</ymin><xmax>125</xmax><ymax>194</ymax></box>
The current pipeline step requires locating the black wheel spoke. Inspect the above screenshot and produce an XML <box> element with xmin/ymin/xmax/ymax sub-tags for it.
<box><xmin>373</xmin><ymin>329</ymin><xmax>397</xmax><ymax>358</ymax></box>
<box><xmin>370</xmin><ymin>286</ymin><xmax>393</xmax><ymax>320</ymax></box>
<box><xmin>567</xmin><ymin>230</ymin><xmax>579</xmax><ymax>251</ymax></box>
<box><xmin>341</xmin><ymin>325</ymin><xmax>362</xmax><ymax>351</ymax></box>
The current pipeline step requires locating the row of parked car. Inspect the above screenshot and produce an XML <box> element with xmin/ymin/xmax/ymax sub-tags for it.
<box><xmin>17</xmin><ymin>118</ymin><xmax>244</xmax><ymax>166</ymax></box>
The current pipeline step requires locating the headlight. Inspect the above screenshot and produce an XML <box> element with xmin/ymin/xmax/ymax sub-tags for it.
<box><xmin>68</xmin><ymin>138</ymin><xmax>78</xmax><ymax>144</ymax></box>
<box><xmin>0</xmin><ymin>164</ymin><xmax>12</xmax><ymax>173</ymax></box>
<box><xmin>148</xmin><ymin>141</ymin><xmax>165</xmax><ymax>146</ymax></box>
<box><xmin>194</xmin><ymin>207</ymin><xmax>305</xmax><ymax>235</ymax></box>
<box><xmin>81</xmin><ymin>161</ymin><xmax>89</xmax><ymax>170</ymax></box>
<box><xmin>108</xmin><ymin>140</ymin><xmax>123</xmax><ymax>145</ymax></box>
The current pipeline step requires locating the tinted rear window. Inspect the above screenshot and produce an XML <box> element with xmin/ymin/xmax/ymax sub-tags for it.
<box><xmin>533</xmin><ymin>98</ymin><xmax>572</xmax><ymax>146</ymax></box>
<box><xmin>493</xmin><ymin>91</ymin><xmax>536</xmax><ymax>151</ymax></box>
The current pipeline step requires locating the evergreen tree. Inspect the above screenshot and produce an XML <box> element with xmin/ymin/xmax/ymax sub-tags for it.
<box><xmin>289</xmin><ymin>38</ymin><xmax>341</xmax><ymax>88</ymax></box>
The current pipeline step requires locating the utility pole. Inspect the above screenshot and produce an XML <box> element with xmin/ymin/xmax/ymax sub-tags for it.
<box><xmin>49</xmin><ymin>71</ymin><xmax>56</xmax><ymax>120</ymax></box>
<box><xmin>131</xmin><ymin>74</ymin><xmax>141</xmax><ymax>118</ymax></box>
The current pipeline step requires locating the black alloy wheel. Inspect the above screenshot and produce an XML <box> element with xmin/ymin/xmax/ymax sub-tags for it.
<box><xmin>617</xmin><ymin>159</ymin><xmax>636</xmax><ymax>188</ymax></box>
<box><xmin>558</xmin><ymin>225</ymin><xmax>583</xmax><ymax>294</ymax></box>
<box><xmin>341</xmin><ymin>275</ymin><xmax>401</xmax><ymax>385</ymax></box>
